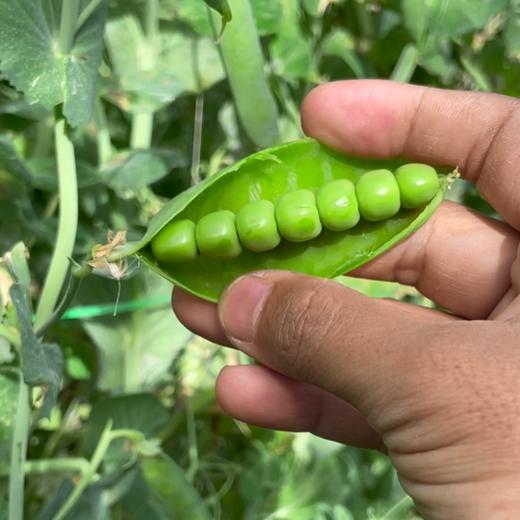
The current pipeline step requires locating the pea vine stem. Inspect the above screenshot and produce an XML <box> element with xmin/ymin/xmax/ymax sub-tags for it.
<box><xmin>130</xmin><ymin>0</ymin><xmax>158</xmax><ymax>150</ymax></box>
<box><xmin>190</xmin><ymin>94</ymin><xmax>204</xmax><ymax>185</ymax></box>
<box><xmin>94</xmin><ymin>99</ymin><xmax>113</xmax><ymax>166</ymax></box>
<box><xmin>34</xmin><ymin>116</ymin><xmax>79</xmax><ymax>329</ymax></box>
<box><xmin>58</xmin><ymin>0</ymin><xmax>80</xmax><ymax>54</ymax></box>
<box><xmin>53</xmin><ymin>422</ymin><xmax>146</xmax><ymax>520</ymax></box>
<box><xmin>10</xmin><ymin>4</ymin><xmax>81</xmax><ymax>520</ymax></box>
<box><xmin>76</xmin><ymin>0</ymin><xmax>104</xmax><ymax>32</ymax></box>
<box><xmin>390</xmin><ymin>43</ymin><xmax>418</xmax><ymax>83</ymax></box>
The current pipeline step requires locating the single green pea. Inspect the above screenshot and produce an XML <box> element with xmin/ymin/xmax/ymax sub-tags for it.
<box><xmin>356</xmin><ymin>169</ymin><xmax>401</xmax><ymax>221</ymax></box>
<box><xmin>151</xmin><ymin>220</ymin><xmax>198</xmax><ymax>263</ymax></box>
<box><xmin>195</xmin><ymin>210</ymin><xmax>242</xmax><ymax>259</ymax></box>
<box><xmin>316</xmin><ymin>179</ymin><xmax>360</xmax><ymax>231</ymax></box>
<box><xmin>236</xmin><ymin>200</ymin><xmax>281</xmax><ymax>252</ymax></box>
<box><xmin>395</xmin><ymin>163</ymin><xmax>440</xmax><ymax>209</ymax></box>
<box><xmin>275</xmin><ymin>189</ymin><xmax>322</xmax><ymax>242</ymax></box>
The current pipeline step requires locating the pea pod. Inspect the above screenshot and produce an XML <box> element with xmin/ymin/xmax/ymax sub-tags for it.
<box><xmin>108</xmin><ymin>138</ymin><xmax>449</xmax><ymax>302</ymax></box>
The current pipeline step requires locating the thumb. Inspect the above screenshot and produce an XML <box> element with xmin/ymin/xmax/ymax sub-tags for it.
<box><xmin>218</xmin><ymin>271</ymin><xmax>443</xmax><ymax>420</ymax></box>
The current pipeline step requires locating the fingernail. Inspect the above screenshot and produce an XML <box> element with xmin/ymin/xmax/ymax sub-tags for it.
<box><xmin>219</xmin><ymin>274</ymin><xmax>272</xmax><ymax>345</ymax></box>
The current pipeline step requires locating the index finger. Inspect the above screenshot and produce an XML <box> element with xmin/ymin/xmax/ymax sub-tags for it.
<box><xmin>301</xmin><ymin>80</ymin><xmax>520</xmax><ymax>229</ymax></box>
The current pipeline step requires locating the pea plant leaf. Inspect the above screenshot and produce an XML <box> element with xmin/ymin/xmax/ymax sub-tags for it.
<box><xmin>138</xmin><ymin>452</ymin><xmax>211</xmax><ymax>520</ymax></box>
<box><xmin>0</xmin><ymin>0</ymin><xmax>108</xmax><ymax>127</ymax></box>
<box><xmin>402</xmin><ymin>0</ymin><xmax>510</xmax><ymax>44</ymax></box>
<box><xmin>269</xmin><ymin>0</ymin><xmax>317</xmax><ymax>81</ymax></box>
<box><xmin>102</xmin><ymin>149</ymin><xmax>185</xmax><ymax>192</ymax></box>
<box><xmin>9</xmin><ymin>284</ymin><xmax>63</xmax><ymax>418</ymax></box>
<box><xmin>83</xmin><ymin>393</ymin><xmax>169</xmax><ymax>457</ymax></box>
<box><xmin>504</xmin><ymin>1</ymin><xmax>520</xmax><ymax>61</ymax></box>
<box><xmin>0</xmin><ymin>137</ymin><xmax>33</xmax><ymax>186</ymax></box>
<box><xmin>104</xmin><ymin>14</ymin><xmax>224</xmax><ymax>111</ymax></box>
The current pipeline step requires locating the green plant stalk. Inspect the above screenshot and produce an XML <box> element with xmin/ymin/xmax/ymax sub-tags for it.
<box><xmin>58</xmin><ymin>0</ymin><xmax>81</xmax><ymax>54</ymax></box>
<box><xmin>379</xmin><ymin>494</ymin><xmax>414</xmax><ymax>519</ymax></box>
<box><xmin>8</xmin><ymin>380</ymin><xmax>29</xmax><ymax>520</ymax></box>
<box><xmin>211</xmin><ymin>0</ymin><xmax>279</xmax><ymax>147</ymax></box>
<box><xmin>9</xmin><ymin>6</ymin><xmax>79</xmax><ymax>519</ymax></box>
<box><xmin>390</xmin><ymin>44</ymin><xmax>418</xmax><ymax>83</ymax></box>
<box><xmin>130</xmin><ymin>111</ymin><xmax>154</xmax><ymax>150</ymax></box>
<box><xmin>76</xmin><ymin>0</ymin><xmax>104</xmax><ymax>32</ymax></box>
<box><xmin>460</xmin><ymin>54</ymin><xmax>492</xmax><ymax>92</ymax></box>
<box><xmin>190</xmin><ymin>94</ymin><xmax>204</xmax><ymax>185</ymax></box>
<box><xmin>34</xmin><ymin>117</ymin><xmax>79</xmax><ymax>329</ymax></box>
<box><xmin>94</xmin><ymin>99</ymin><xmax>113</xmax><ymax>166</ymax></box>
<box><xmin>355</xmin><ymin>0</ymin><xmax>374</xmax><ymax>40</ymax></box>
<box><xmin>53</xmin><ymin>421</ymin><xmax>113</xmax><ymax>520</ymax></box>
<box><xmin>125</xmin><ymin>309</ymin><xmax>144</xmax><ymax>393</ymax></box>
<box><xmin>53</xmin><ymin>424</ymin><xmax>145</xmax><ymax>520</ymax></box>
<box><xmin>130</xmin><ymin>0</ymin><xmax>158</xmax><ymax>150</ymax></box>
<box><xmin>186</xmin><ymin>400</ymin><xmax>199</xmax><ymax>482</ymax></box>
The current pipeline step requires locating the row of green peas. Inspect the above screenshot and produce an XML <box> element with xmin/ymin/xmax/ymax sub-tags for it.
<box><xmin>150</xmin><ymin>164</ymin><xmax>439</xmax><ymax>263</ymax></box>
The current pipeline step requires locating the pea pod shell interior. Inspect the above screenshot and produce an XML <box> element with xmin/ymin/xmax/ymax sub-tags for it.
<box><xmin>114</xmin><ymin>138</ymin><xmax>447</xmax><ymax>302</ymax></box>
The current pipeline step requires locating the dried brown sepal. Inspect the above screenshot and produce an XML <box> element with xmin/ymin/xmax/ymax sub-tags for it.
<box><xmin>88</xmin><ymin>230</ymin><xmax>129</xmax><ymax>280</ymax></box>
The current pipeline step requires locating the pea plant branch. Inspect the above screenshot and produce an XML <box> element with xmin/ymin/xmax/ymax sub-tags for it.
<box><xmin>130</xmin><ymin>0</ymin><xmax>158</xmax><ymax>150</ymax></box>
<box><xmin>52</xmin><ymin>421</ymin><xmax>148</xmax><ymax>520</ymax></box>
<box><xmin>34</xmin><ymin>115</ymin><xmax>79</xmax><ymax>329</ymax></box>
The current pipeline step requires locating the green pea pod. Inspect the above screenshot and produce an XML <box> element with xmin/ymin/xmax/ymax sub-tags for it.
<box><xmin>108</xmin><ymin>138</ymin><xmax>450</xmax><ymax>302</ymax></box>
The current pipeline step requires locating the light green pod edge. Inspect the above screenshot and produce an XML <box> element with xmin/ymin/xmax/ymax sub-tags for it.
<box><xmin>110</xmin><ymin>138</ymin><xmax>449</xmax><ymax>302</ymax></box>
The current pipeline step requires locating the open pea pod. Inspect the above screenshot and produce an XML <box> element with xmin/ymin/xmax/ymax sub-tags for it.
<box><xmin>109</xmin><ymin>138</ymin><xmax>449</xmax><ymax>302</ymax></box>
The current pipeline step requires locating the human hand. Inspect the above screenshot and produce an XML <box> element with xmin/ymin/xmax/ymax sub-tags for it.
<box><xmin>172</xmin><ymin>80</ymin><xmax>520</xmax><ymax>519</ymax></box>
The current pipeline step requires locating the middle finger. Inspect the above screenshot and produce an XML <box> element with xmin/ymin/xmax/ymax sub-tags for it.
<box><xmin>351</xmin><ymin>201</ymin><xmax>519</xmax><ymax>318</ymax></box>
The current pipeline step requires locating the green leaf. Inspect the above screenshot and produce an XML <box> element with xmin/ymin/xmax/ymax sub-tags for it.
<box><xmin>0</xmin><ymin>136</ymin><xmax>33</xmax><ymax>185</ymax></box>
<box><xmin>402</xmin><ymin>0</ymin><xmax>509</xmax><ymax>44</ymax></box>
<box><xmin>270</xmin><ymin>0</ymin><xmax>315</xmax><ymax>80</ymax></box>
<box><xmin>104</xmin><ymin>15</ymin><xmax>224</xmax><ymax>110</ymax></box>
<box><xmin>0</xmin><ymin>0</ymin><xmax>108</xmax><ymax>127</ymax></box>
<box><xmin>10</xmin><ymin>284</ymin><xmax>63</xmax><ymax>418</ymax></box>
<box><xmin>504</xmin><ymin>4</ymin><xmax>520</xmax><ymax>61</ymax></box>
<box><xmin>173</xmin><ymin>0</ymin><xmax>213</xmax><ymax>36</ymax></box>
<box><xmin>4</xmin><ymin>242</ymin><xmax>31</xmax><ymax>289</ymax></box>
<box><xmin>251</xmin><ymin>0</ymin><xmax>283</xmax><ymax>36</ymax></box>
<box><xmin>139</xmin><ymin>453</ymin><xmax>211</xmax><ymax>520</ymax></box>
<box><xmin>203</xmin><ymin>0</ymin><xmax>232</xmax><ymax>34</ymax></box>
<box><xmin>82</xmin><ymin>393</ymin><xmax>170</xmax><ymax>473</ymax></box>
<box><xmin>102</xmin><ymin>149</ymin><xmax>183</xmax><ymax>192</ymax></box>
<box><xmin>83</xmin><ymin>393</ymin><xmax>169</xmax><ymax>456</ymax></box>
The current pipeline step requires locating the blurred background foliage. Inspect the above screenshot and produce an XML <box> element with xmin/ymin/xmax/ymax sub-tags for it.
<box><xmin>0</xmin><ymin>0</ymin><xmax>518</xmax><ymax>518</ymax></box>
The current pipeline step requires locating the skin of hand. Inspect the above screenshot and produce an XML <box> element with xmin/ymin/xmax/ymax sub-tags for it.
<box><xmin>172</xmin><ymin>80</ymin><xmax>520</xmax><ymax>519</ymax></box>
